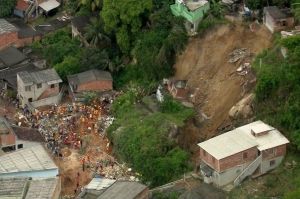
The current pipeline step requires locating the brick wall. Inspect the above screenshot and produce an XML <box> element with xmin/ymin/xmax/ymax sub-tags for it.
<box><xmin>14</xmin><ymin>35</ymin><xmax>42</xmax><ymax>48</ymax></box>
<box><xmin>274</xmin><ymin>17</ymin><xmax>294</xmax><ymax>32</ymax></box>
<box><xmin>38</xmin><ymin>87</ymin><xmax>59</xmax><ymax>100</ymax></box>
<box><xmin>77</xmin><ymin>80</ymin><xmax>113</xmax><ymax>92</ymax></box>
<box><xmin>218</xmin><ymin>147</ymin><xmax>258</xmax><ymax>172</ymax></box>
<box><xmin>262</xmin><ymin>144</ymin><xmax>287</xmax><ymax>161</ymax></box>
<box><xmin>133</xmin><ymin>187</ymin><xmax>149</xmax><ymax>199</ymax></box>
<box><xmin>200</xmin><ymin>147</ymin><xmax>219</xmax><ymax>171</ymax></box>
<box><xmin>0</xmin><ymin>31</ymin><xmax>18</xmax><ymax>50</ymax></box>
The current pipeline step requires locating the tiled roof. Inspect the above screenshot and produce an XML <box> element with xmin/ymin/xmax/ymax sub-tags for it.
<box><xmin>15</xmin><ymin>0</ymin><xmax>30</xmax><ymax>11</ymax></box>
<box><xmin>12</xmin><ymin>126</ymin><xmax>45</xmax><ymax>142</ymax></box>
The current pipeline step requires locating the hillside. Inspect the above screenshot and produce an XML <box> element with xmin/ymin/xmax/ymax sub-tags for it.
<box><xmin>173</xmin><ymin>24</ymin><xmax>273</xmax><ymax>158</ymax></box>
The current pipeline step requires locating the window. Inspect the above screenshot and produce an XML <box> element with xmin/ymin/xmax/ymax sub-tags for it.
<box><xmin>17</xmin><ymin>144</ymin><xmax>23</xmax><ymax>149</ymax></box>
<box><xmin>243</xmin><ymin>152</ymin><xmax>248</xmax><ymax>159</ymax></box>
<box><xmin>269</xmin><ymin>148</ymin><xmax>274</xmax><ymax>155</ymax></box>
<box><xmin>270</xmin><ymin>160</ymin><xmax>275</xmax><ymax>167</ymax></box>
<box><xmin>37</xmin><ymin>83</ymin><xmax>42</xmax><ymax>89</ymax></box>
<box><xmin>28</xmin><ymin>98</ymin><xmax>32</xmax><ymax>102</ymax></box>
<box><xmin>51</xmin><ymin>84</ymin><xmax>55</xmax><ymax>88</ymax></box>
<box><xmin>282</xmin><ymin>21</ymin><xmax>286</xmax><ymax>26</ymax></box>
<box><xmin>25</xmin><ymin>86</ymin><xmax>31</xmax><ymax>91</ymax></box>
<box><xmin>203</xmin><ymin>150</ymin><xmax>207</xmax><ymax>157</ymax></box>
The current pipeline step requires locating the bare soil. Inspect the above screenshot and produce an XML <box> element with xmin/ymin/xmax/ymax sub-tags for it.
<box><xmin>174</xmin><ymin>24</ymin><xmax>273</xmax><ymax>161</ymax></box>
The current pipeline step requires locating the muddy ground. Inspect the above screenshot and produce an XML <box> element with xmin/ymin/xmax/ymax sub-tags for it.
<box><xmin>174</xmin><ymin>24</ymin><xmax>273</xmax><ymax>162</ymax></box>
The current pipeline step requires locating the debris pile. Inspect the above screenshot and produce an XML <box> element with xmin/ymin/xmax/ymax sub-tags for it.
<box><xmin>228</xmin><ymin>48</ymin><xmax>251</xmax><ymax>63</ymax></box>
<box><xmin>236</xmin><ymin>62</ymin><xmax>251</xmax><ymax>75</ymax></box>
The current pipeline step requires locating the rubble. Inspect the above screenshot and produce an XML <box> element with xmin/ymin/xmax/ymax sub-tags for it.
<box><xmin>228</xmin><ymin>48</ymin><xmax>251</xmax><ymax>63</ymax></box>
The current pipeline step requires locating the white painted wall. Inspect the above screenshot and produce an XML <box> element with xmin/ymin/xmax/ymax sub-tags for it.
<box><xmin>261</xmin><ymin>156</ymin><xmax>284</xmax><ymax>174</ymax></box>
<box><xmin>0</xmin><ymin>168</ymin><xmax>59</xmax><ymax>178</ymax></box>
<box><xmin>15</xmin><ymin>140</ymin><xmax>42</xmax><ymax>151</ymax></box>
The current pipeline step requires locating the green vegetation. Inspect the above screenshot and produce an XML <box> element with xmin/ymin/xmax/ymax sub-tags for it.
<box><xmin>0</xmin><ymin>0</ymin><xmax>17</xmax><ymax>18</ymax></box>
<box><xmin>106</xmin><ymin>91</ymin><xmax>194</xmax><ymax>187</ymax></box>
<box><xmin>253</xmin><ymin>36</ymin><xmax>300</xmax><ymax>151</ymax></box>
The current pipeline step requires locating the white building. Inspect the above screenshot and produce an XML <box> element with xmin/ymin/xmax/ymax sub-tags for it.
<box><xmin>0</xmin><ymin>144</ymin><xmax>58</xmax><ymax>178</ymax></box>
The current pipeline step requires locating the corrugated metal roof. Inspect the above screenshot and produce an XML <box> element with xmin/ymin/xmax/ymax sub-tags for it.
<box><xmin>18</xmin><ymin>68</ymin><xmax>62</xmax><ymax>84</ymax></box>
<box><xmin>0</xmin><ymin>19</ymin><xmax>18</xmax><ymax>35</ymax></box>
<box><xmin>25</xmin><ymin>177</ymin><xmax>59</xmax><ymax>199</ymax></box>
<box><xmin>98</xmin><ymin>181</ymin><xmax>147</xmax><ymax>199</ymax></box>
<box><xmin>198</xmin><ymin>129</ymin><xmax>258</xmax><ymax>160</ymax></box>
<box><xmin>39</xmin><ymin>0</ymin><xmax>60</xmax><ymax>12</ymax></box>
<box><xmin>198</xmin><ymin>121</ymin><xmax>290</xmax><ymax>160</ymax></box>
<box><xmin>241</xmin><ymin>121</ymin><xmax>290</xmax><ymax>151</ymax></box>
<box><xmin>0</xmin><ymin>145</ymin><xmax>57</xmax><ymax>174</ymax></box>
<box><xmin>85</xmin><ymin>178</ymin><xmax>115</xmax><ymax>190</ymax></box>
<box><xmin>0</xmin><ymin>177</ymin><xmax>27</xmax><ymax>198</ymax></box>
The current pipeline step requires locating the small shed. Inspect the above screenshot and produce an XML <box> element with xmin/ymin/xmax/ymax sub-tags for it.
<box><xmin>263</xmin><ymin>6</ymin><xmax>294</xmax><ymax>33</ymax></box>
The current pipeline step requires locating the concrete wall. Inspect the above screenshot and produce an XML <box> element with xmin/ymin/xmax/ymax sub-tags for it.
<box><xmin>30</xmin><ymin>85</ymin><xmax>66</xmax><ymax>109</ymax></box>
<box><xmin>15</xmin><ymin>140</ymin><xmax>42</xmax><ymax>150</ymax></box>
<box><xmin>261</xmin><ymin>156</ymin><xmax>284</xmax><ymax>173</ymax></box>
<box><xmin>77</xmin><ymin>80</ymin><xmax>113</xmax><ymax>92</ymax></box>
<box><xmin>52</xmin><ymin>177</ymin><xmax>61</xmax><ymax>199</ymax></box>
<box><xmin>71</xmin><ymin>25</ymin><xmax>89</xmax><ymax>46</ymax></box>
<box><xmin>0</xmin><ymin>168</ymin><xmax>58</xmax><ymax>178</ymax></box>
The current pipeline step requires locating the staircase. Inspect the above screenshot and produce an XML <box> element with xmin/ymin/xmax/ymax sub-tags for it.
<box><xmin>233</xmin><ymin>154</ymin><xmax>262</xmax><ymax>187</ymax></box>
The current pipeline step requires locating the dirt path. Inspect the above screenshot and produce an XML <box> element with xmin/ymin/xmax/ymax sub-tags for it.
<box><xmin>174</xmin><ymin>24</ymin><xmax>273</xmax><ymax>160</ymax></box>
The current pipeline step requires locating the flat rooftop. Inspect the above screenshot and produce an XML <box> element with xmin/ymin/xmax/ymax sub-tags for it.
<box><xmin>0</xmin><ymin>177</ymin><xmax>27</xmax><ymax>198</ymax></box>
<box><xmin>198</xmin><ymin>121</ymin><xmax>290</xmax><ymax>160</ymax></box>
<box><xmin>25</xmin><ymin>177</ymin><xmax>59</xmax><ymax>199</ymax></box>
<box><xmin>0</xmin><ymin>145</ymin><xmax>57</xmax><ymax>174</ymax></box>
<box><xmin>186</xmin><ymin>0</ymin><xmax>208</xmax><ymax>11</ymax></box>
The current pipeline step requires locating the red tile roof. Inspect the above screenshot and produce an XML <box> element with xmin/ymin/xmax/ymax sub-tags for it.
<box><xmin>15</xmin><ymin>0</ymin><xmax>30</xmax><ymax>11</ymax></box>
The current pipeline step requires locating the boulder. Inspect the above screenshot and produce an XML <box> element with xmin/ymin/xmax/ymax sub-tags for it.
<box><xmin>229</xmin><ymin>94</ymin><xmax>255</xmax><ymax>119</ymax></box>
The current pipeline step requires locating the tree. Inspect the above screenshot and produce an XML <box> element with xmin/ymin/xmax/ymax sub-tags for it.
<box><xmin>54</xmin><ymin>56</ymin><xmax>80</xmax><ymax>81</ymax></box>
<box><xmin>80</xmin><ymin>46</ymin><xmax>110</xmax><ymax>71</ymax></box>
<box><xmin>245</xmin><ymin>0</ymin><xmax>261</xmax><ymax>10</ymax></box>
<box><xmin>0</xmin><ymin>0</ymin><xmax>17</xmax><ymax>18</ymax></box>
<box><xmin>83</xmin><ymin>17</ymin><xmax>111</xmax><ymax>46</ymax></box>
<box><xmin>101</xmin><ymin>0</ymin><xmax>153</xmax><ymax>53</ymax></box>
<box><xmin>77</xmin><ymin>0</ymin><xmax>102</xmax><ymax>11</ymax></box>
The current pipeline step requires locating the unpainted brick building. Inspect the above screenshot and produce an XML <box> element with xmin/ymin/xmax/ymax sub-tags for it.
<box><xmin>67</xmin><ymin>69</ymin><xmax>113</xmax><ymax>102</ymax></box>
<box><xmin>198</xmin><ymin>120</ymin><xmax>289</xmax><ymax>187</ymax></box>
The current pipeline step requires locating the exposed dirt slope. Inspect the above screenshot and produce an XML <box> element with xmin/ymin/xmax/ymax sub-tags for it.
<box><xmin>174</xmin><ymin>24</ymin><xmax>273</xmax><ymax>159</ymax></box>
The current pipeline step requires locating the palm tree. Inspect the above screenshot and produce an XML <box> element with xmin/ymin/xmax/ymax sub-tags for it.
<box><xmin>83</xmin><ymin>17</ymin><xmax>111</xmax><ymax>46</ymax></box>
<box><xmin>77</xmin><ymin>0</ymin><xmax>102</xmax><ymax>11</ymax></box>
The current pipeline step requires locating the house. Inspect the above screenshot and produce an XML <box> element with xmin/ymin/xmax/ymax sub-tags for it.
<box><xmin>25</xmin><ymin>177</ymin><xmax>61</xmax><ymax>199</ymax></box>
<box><xmin>70</xmin><ymin>12</ymin><xmax>99</xmax><ymax>46</ymax></box>
<box><xmin>0</xmin><ymin>63</ymin><xmax>40</xmax><ymax>90</ymax></box>
<box><xmin>14</xmin><ymin>0</ymin><xmax>34</xmax><ymax>19</ymax></box>
<box><xmin>170</xmin><ymin>0</ymin><xmax>210</xmax><ymax>32</ymax></box>
<box><xmin>198</xmin><ymin>120</ymin><xmax>289</xmax><ymax>187</ymax></box>
<box><xmin>17</xmin><ymin>68</ymin><xmax>64</xmax><ymax>109</ymax></box>
<box><xmin>10</xmin><ymin>20</ymin><xmax>42</xmax><ymax>44</ymax></box>
<box><xmin>167</xmin><ymin>79</ymin><xmax>188</xmax><ymax>100</ymax></box>
<box><xmin>37</xmin><ymin>0</ymin><xmax>60</xmax><ymax>17</ymax></box>
<box><xmin>0</xmin><ymin>19</ymin><xmax>19</xmax><ymax>51</ymax></box>
<box><xmin>0</xmin><ymin>117</ymin><xmax>16</xmax><ymax>152</ymax></box>
<box><xmin>77</xmin><ymin>178</ymin><xmax>116</xmax><ymax>198</ymax></box>
<box><xmin>0</xmin><ymin>144</ymin><xmax>58</xmax><ymax>178</ymax></box>
<box><xmin>0</xmin><ymin>177</ymin><xmax>28</xmax><ymax>198</ymax></box>
<box><xmin>78</xmin><ymin>179</ymin><xmax>149</xmax><ymax>199</ymax></box>
<box><xmin>12</xmin><ymin>126</ymin><xmax>45</xmax><ymax>150</ymax></box>
<box><xmin>0</xmin><ymin>177</ymin><xmax>61</xmax><ymax>199</ymax></box>
<box><xmin>156</xmin><ymin>78</ymin><xmax>189</xmax><ymax>102</ymax></box>
<box><xmin>67</xmin><ymin>69</ymin><xmax>113</xmax><ymax>102</ymax></box>
<box><xmin>263</xmin><ymin>6</ymin><xmax>294</xmax><ymax>33</ymax></box>
<box><xmin>0</xmin><ymin>46</ymin><xmax>29</xmax><ymax>70</ymax></box>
